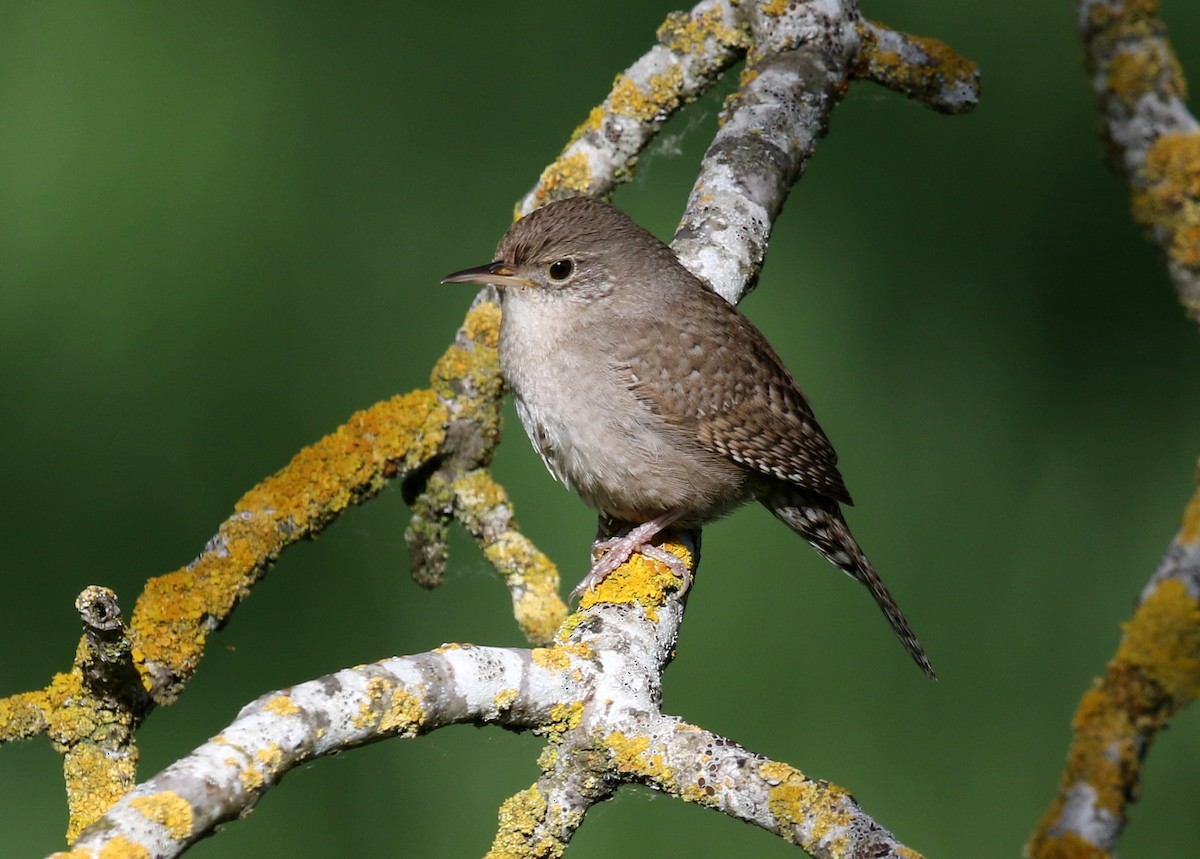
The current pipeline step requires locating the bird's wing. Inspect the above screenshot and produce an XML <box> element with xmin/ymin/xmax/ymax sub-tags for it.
<box><xmin>609</xmin><ymin>288</ymin><xmax>853</xmax><ymax>505</ymax></box>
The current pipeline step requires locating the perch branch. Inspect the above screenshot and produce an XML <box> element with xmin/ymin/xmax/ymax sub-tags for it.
<box><xmin>4</xmin><ymin>0</ymin><xmax>982</xmax><ymax>850</ymax></box>
<box><xmin>57</xmin><ymin>545</ymin><xmax>926</xmax><ymax>859</ymax></box>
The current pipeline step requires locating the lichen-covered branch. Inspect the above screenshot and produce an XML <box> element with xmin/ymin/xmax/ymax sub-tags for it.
<box><xmin>854</xmin><ymin>19</ymin><xmax>980</xmax><ymax>114</ymax></box>
<box><xmin>1</xmin><ymin>299</ymin><xmax>567</xmax><ymax>840</ymax></box>
<box><xmin>1027</xmin><ymin>488</ymin><xmax>1200</xmax><ymax>857</ymax></box>
<box><xmin>671</xmin><ymin>1</ymin><xmax>978</xmax><ymax>304</ymax></box>
<box><xmin>52</xmin><ymin>646</ymin><xmax>538</xmax><ymax>859</ymax></box>
<box><xmin>1026</xmin><ymin>7</ymin><xmax>1200</xmax><ymax>855</ymax></box>
<box><xmin>613</xmin><ymin>714</ymin><xmax>912</xmax><ymax>856</ymax></box>
<box><xmin>58</xmin><ymin>544</ymin><xmax>925</xmax><ymax>859</ymax></box>
<box><xmin>1075</xmin><ymin>0</ymin><xmax>1200</xmax><ymax>321</ymax></box>
<box><xmin>5</xmin><ymin>1</ymin><xmax>981</xmax><ymax>851</ymax></box>
<box><xmin>403</xmin><ymin>289</ymin><xmax>569</xmax><ymax>640</ymax></box>
<box><xmin>516</xmin><ymin>0</ymin><xmax>749</xmax><ymax>215</ymax></box>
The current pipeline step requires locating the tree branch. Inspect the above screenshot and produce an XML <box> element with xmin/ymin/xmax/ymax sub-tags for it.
<box><xmin>1027</xmin><ymin>3</ymin><xmax>1200</xmax><ymax>855</ymax></box>
<box><xmin>58</xmin><ymin>545</ymin><xmax>925</xmax><ymax>859</ymax></box>
<box><xmin>5</xmin><ymin>1</ymin><xmax>981</xmax><ymax>852</ymax></box>
<box><xmin>1075</xmin><ymin>0</ymin><xmax>1200</xmax><ymax>321</ymax></box>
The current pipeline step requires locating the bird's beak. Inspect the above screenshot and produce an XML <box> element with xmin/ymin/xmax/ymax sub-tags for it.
<box><xmin>441</xmin><ymin>261</ymin><xmax>531</xmax><ymax>290</ymax></box>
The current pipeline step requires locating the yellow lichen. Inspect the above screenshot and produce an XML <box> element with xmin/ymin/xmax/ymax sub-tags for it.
<box><xmin>1106</xmin><ymin>42</ymin><xmax>1186</xmax><ymax>107</ymax></box>
<box><xmin>484</xmin><ymin>785</ymin><xmax>561</xmax><ymax>859</ymax></box>
<box><xmin>1133</xmin><ymin>133</ymin><xmax>1200</xmax><ymax>272</ymax></box>
<box><xmin>129</xmin><ymin>791</ymin><xmax>193</xmax><ymax>840</ymax></box>
<box><xmin>262</xmin><ymin>696</ymin><xmax>300</xmax><ymax>717</ymax></box>
<box><xmin>463</xmin><ymin>300</ymin><xmax>503</xmax><ymax>350</ymax></box>
<box><xmin>610</xmin><ymin>66</ymin><xmax>686</xmax><ymax>123</ymax></box>
<box><xmin>493</xmin><ymin>688</ymin><xmax>519</xmax><ymax>713</ymax></box>
<box><xmin>63</xmin><ymin>739</ymin><xmax>137</xmax><ymax>843</ymax></box>
<box><xmin>559</xmin><ymin>642</ymin><xmax>592</xmax><ymax>660</ymax></box>
<box><xmin>1026</xmin><ymin>829</ymin><xmax>1109</xmax><ymax>859</ymax></box>
<box><xmin>1116</xmin><ymin>578</ymin><xmax>1200</xmax><ymax>703</ymax></box>
<box><xmin>567</xmin><ymin>106</ymin><xmax>606</xmax><ymax>146</ymax></box>
<box><xmin>605</xmin><ymin>731</ymin><xmax>673</xmax><ymax>787</ymax></box>
<box><xmin>240</xmin><ymin>765</ymin><xmax>264</xmax><ymax>792</ymax></box>
<box><xmin>380</xmin><ymin>688</ymin><xmax>426</xmax><ymax>736</ymax></box>
<box><xmin>531</xmin><ymin>647</ymin><xmax>571</xmax><ymax>672</ymax></box>
<box><xmin>511</xmin><ymin>583</ymin><xmax>567</xmax><ymax>647</ymax></box>
<box><xmin>354</xmin><ymin>677</ymin><xmax>395</xmax><ymax>729</ymax></box>
<box><xmin>46</xmin><ymin>835</ymin><xmax>152</xmax><ymax>859</ymax></box>
<box><xmin>577</xmin><ymin>542</ymin><xmax>692</xmax><ymax>621</ymax></box>
<box><xmin>761</xmin><ymin>0</ymin><xmax>788</xmax><ymax>17</ymax></box>
<box><xmin>547</xmin><ymin>702</ymin><xmax>583</xmax><ymax>733</ymax></box>
<box><xmin>535</xmin><ymin>153</ymin><xmax>594</xmax><ymax>203</ymax></box>
<box><xmin>657</xmin><ymin>7</ymin><xmax>748</xmax><ymax>55</ymax></box>
<box><xmin>760</xmin><ymin>761</ymin><xmax>854</xmax><ymax>852</ymax></box>
<box><xmin>255</xmin><ymin>744</ymin><xmax>284</xmax><ymax>772</ymax></box>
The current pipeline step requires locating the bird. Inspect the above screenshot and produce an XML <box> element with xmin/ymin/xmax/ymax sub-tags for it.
<box><xmin>443</xmin><ymin>196</ymin><xmax>935</xmax><ymax>679</ymax></box>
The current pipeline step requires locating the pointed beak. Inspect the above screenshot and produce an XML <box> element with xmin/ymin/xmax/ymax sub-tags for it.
<box><xmin>441</xmin><ymin>261</ymin><xmax>531</xmax><ymax>289</ymax></box>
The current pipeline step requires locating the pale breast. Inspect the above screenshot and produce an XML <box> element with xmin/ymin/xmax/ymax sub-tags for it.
<box><xmin>499</xmin><ymin>292</ymin><xmax>748</xmax><ymax>524</ymax></box>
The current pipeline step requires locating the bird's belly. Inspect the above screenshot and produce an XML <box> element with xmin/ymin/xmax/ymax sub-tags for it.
<box><xmin>512</xmin><ymin>386</ymin><xmax>748</xmax><ymax>525</ymax></box>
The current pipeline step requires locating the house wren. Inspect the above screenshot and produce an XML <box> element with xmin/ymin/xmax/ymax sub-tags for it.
<box><xmin>444</xmin><ymin>196</ymin><xmax>934</xmax><ymax>679</ymax></box>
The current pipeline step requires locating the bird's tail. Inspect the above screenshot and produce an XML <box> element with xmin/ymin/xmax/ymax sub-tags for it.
<box><xmin>764</xmin><ymin>489</ymin><xmax>937</xmax><ymax>681</ymax></box>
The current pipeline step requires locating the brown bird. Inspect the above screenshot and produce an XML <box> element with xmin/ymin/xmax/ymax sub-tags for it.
<box><xmin>444</xmin><ymin>196</ymin><xmax>934</xmax><ymax>679</ymax></box>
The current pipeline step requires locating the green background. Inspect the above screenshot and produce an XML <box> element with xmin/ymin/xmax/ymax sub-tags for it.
<box><xmin>3</xmin><ymin>1</ymin><xmax>1199</xmax><ymax>855</ymax></box>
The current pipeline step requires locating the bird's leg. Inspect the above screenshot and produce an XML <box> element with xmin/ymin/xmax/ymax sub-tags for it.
<box><xmin>570</xmin><ymin>511</ymin><xmax>688</xmax><ymax>601</ymax></box>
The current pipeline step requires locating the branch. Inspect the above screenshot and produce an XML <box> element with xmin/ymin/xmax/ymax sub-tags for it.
<box><xmin>6</xmin><ymin>1</ymin><xmax>980</xmax><ymax>850</ymax></box>
<box><xmin>1028</xmin><ymin>4</ymin><xmax>1200</xmax><ymax>855</ymax></box>
<box><xmin>516</xmin><ymin>0</ymin><xmax>749</xmax><ymax>215</ymax></box>
<box><xmin>672</xmin><ymin>4</ymin><xmax>978</xmax><ymax>303</ymax></box>
<box><xmin>1075</xmin><ymin>0</ymin><xmax>1200</xmax><ymax>321</ymax></box>
<box><xmin>57</xmin><ymin>545</ymin><xmax>926</xmax><ymax>859</ymax></box>
<box><xmin>1</xmin><ymin>298</ymin><xmax>567</xmax><ymax>840</ymax></box>
<box><xmin>1027</xmin><ymin>487</ymin><xmax>1200</xmax><ymax>857</ymax></box>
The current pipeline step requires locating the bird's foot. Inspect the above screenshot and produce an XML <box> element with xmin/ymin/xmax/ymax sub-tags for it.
<box><xmin>570</xmin><ymin>513</ymin><xmax>689</xmax><ymax>601</ymax></box>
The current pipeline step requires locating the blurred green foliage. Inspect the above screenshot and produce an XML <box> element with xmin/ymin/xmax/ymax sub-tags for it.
<box><xmin>2</xmin><ymin>1</ymin><xmax>1199</xmax><ymax>856</ymax></box>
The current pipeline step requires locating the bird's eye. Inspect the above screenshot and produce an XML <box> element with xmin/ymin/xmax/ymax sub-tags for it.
<box><xmin>548</xmin><ymin>259</ymin><xmax>574</xmax><ymax>281</ymax></box>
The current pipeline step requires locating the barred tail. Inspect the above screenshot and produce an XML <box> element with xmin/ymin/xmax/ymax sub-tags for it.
<box><xmin>765</xmin><ymin>489</ymin><xmax>937</xmax><ymax>681</ymax></box>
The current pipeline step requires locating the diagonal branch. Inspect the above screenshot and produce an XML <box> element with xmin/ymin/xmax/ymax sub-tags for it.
<box><xmin>1</xmin><ymin>299</ymin><xmax>566</xmax><ymax>840</ymax></box>
<box><xmin>1028</xmin><ymin>3</ymin><xmax>1200</xmax><ymax>856</ymax></box>
<box><xmin>672</xmin><ymin>3</ymin><xmax>978</xmax><ymax>303</ymax></box>
<box><xmin>1075</xmin><ymin>0</ymin><xmax>1200</xmax><ymax>321</ymax></box>
<box><xmin>1027</xmin><ymin>487</ymin><xmax>1200</xmax><ymax>857</ymax></box>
